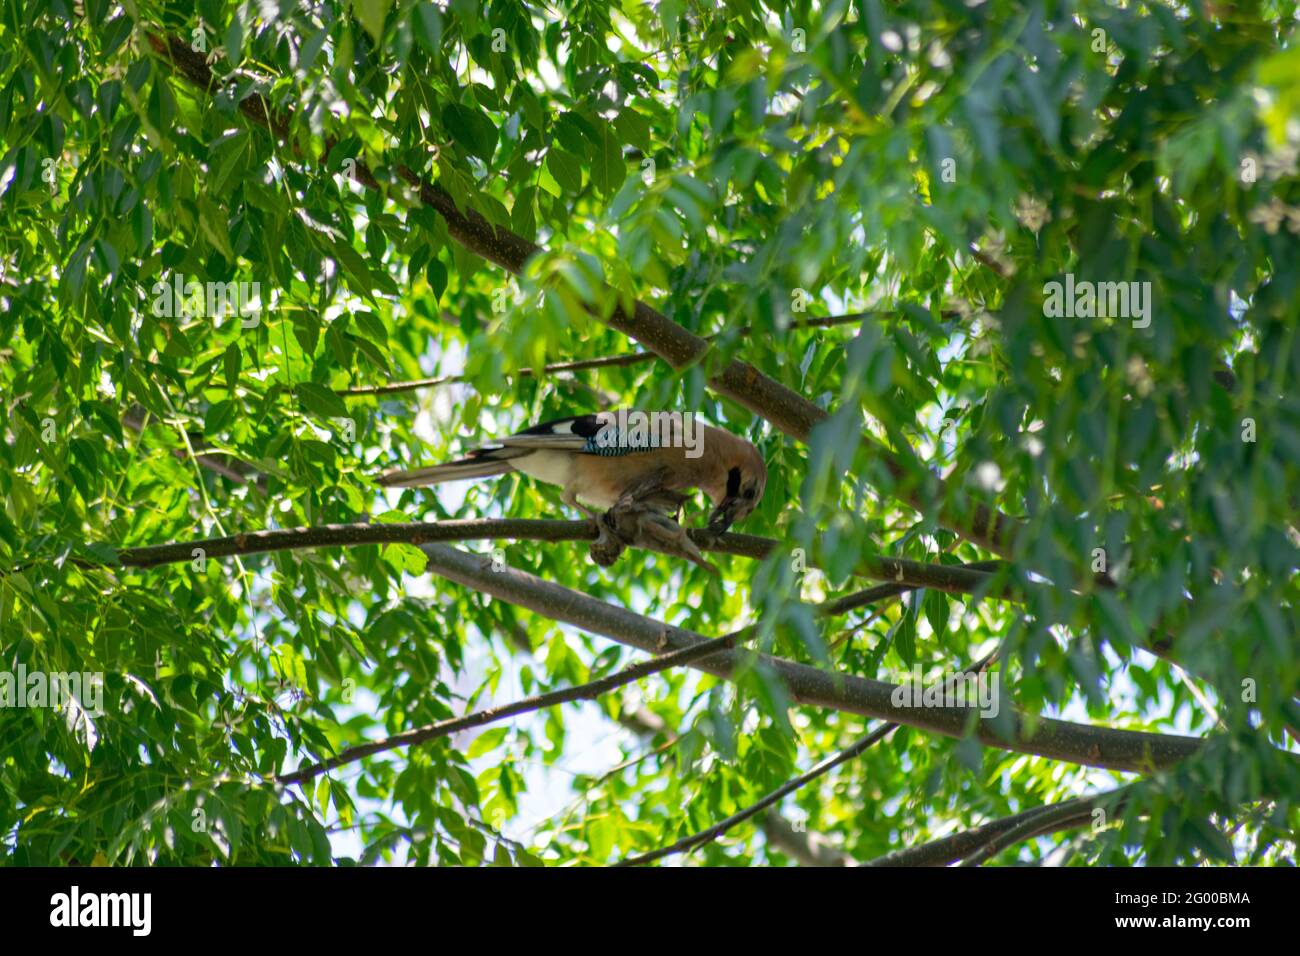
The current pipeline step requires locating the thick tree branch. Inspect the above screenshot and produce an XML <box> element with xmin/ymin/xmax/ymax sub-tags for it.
<box><xmin>102</xmin><ymin>522</ymin><xmax>1212</xmax><ymax>778</ymax></box>
<box><xmin>761</xmin><ymin>809</ymin><xmax>857</xmax><ymax>867</ymax></box>
<box><xmin>416</xmin><ymin>543</ymin><xmax>1202</xmax><ymax>773</ymax></box>
<box><xmin>104</xmin><ymin>521</ymin><xmax>1214</xmax><ymax>692</ymax></box>
<box><xmin>108</xmin><ymin>519</ymin><xmax>1012</xmax><ymax>600</ymax></box>
<box><xmin>866</xmin><ymin>788</ymin><xmax>1131</xmax><ymax>867</ymax></box>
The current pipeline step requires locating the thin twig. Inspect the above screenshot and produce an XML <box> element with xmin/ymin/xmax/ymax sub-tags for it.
<box><xmin>276</xmin><ymin>626</ymin><xmax>752</xmax><ymax>787</ymax></box>
<box><xmin>337</xmin><ymin>314</ymin><xmax>897</xmax><ymax>397</ymax></box>
<box><xmin>616</xmin><ymin>647</ymin><xmax>1004</xmax><ymax>866</ymax></box>
<box><xmin>615</xmin><ymin>723</ymin><xmax>896</xmax><ymax>866</ymax></box>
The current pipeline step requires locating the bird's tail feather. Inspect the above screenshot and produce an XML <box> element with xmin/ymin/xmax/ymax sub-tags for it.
<box><xmin>376</xmin><ymin>449</ymin><xmax>527</xmax><ymax>488</ymax></box>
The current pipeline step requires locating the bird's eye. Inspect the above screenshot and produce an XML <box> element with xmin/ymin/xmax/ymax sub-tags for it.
<box><xmin>742</xmin><ymin>487</ymin><xmax>755</xmax><ymax>500</ymax></box>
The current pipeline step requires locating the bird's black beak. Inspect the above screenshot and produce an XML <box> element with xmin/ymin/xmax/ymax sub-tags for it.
<box><xmin>707</xmin><ymin>496</ymin><xmax>739</xmax><ymax>533</ymax></box>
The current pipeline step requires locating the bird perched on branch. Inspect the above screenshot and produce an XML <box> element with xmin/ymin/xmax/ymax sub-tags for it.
<box><xmin>376</xmin><ymin>410</ymin><xmax>767</xmax><ymax>534</ymax></box>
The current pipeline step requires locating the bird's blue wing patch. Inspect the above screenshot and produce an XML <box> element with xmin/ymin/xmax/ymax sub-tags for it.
<box><xmin>581</xmin><ymin>434</ymin><xmax>638</xmax><ymax>457</ymax></box>
<box><xmin>515</xmin><ymin>412</ymin><xmax>645</xmax><ymax>456</ymax></box>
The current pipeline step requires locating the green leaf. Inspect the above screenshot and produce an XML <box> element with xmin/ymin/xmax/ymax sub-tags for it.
<box><xmin>891</xmin><ymin>599</ymin><xmax>918</xmax><ymax>668</ymax></box>
<box><xmin>355</xmin><ymin>0</ymin><xmax>391</xmax><ymax>45</ymax></box>
<box><xmin>443</xmin><ymin>103</ymin><xmax>498</xmax><ymax>162</ymax></box>
<box><xmin>293</xmin><ymin>310</ymin><xmax>322</xmax><ymax>354</ymax></box>
<box><xmin>353</xmin><ymin>310</ymin><xmax>387</xmax><ymax>346</ymax></box>
<box><xmin>923</xmin><ymin>589</ymin><xmax>949</xmax><ymax>644</ymax></box>
<box><xmin>296</xmin><ymin>382</ymin><xmax>349</xmax><ymax>419</ymax></box>
<box><xmin>546</xmin><ymin>149</ymin><xmax>583</xmax><ymax>194</ymax></box>
<box><xmin>223</xmin><ymin>343</ymin><xmax>241</xmax><ymax>391</ymax></box>
<box><xmin>413</xmin><ymin>4</ymin><xmax>442</xmax><ymax>52</ymax></box>
<box><xmin>613</xmin><ymin>109</ymin><xmax>651</xmax><ymax>150</ymax></box>
<box><xmin>205</xmin><ymin>399</ymin><xmax>236</xmax><ymax>435</ymax></box>
<box><xmin>466</xmin><ymin>727</ymin><xmax>508</xmax><ymax>758</ymax></box>
<box><xmin>590</xmin><ymin>126</ymin><xmax>626</xmax><ymax>196</ymax></box>
<box><xmin>426</xmin><ymin>257</ymin><xmax>448</xmax><ymax>301</ymax></box>
<box><xmin>382</xmin><ymin>542</ymin><xmax>428</xmax><ymax>574</ymax></box>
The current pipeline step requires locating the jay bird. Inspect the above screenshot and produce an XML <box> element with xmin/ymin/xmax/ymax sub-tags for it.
<box><xmin>376</xmin><ymin>411</ymin><xmax>767</xmax><ymax>533</ymax></box>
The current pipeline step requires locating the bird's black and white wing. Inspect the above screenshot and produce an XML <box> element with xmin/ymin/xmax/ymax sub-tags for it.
<box><xmin>375</xmin><ymin>412</ymin><xmax>629</xmax><ymax>488</ymax></box>
<box><xmin>494</xmin><ymin>413</ymin><xmax>638</xmax><ymax>457</ymax></box>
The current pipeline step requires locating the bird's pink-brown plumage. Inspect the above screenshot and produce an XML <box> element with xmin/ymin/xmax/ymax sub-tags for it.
<box><xmin>377</xmin><ymin>413</ymin><xmax>767</xmax><ymax>525</ymax></box>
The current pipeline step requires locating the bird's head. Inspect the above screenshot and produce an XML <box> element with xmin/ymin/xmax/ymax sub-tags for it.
<box><xmin>707</xmin><ymin>438</ymin><xmax>767</xmax><ymax>532</ymax></box>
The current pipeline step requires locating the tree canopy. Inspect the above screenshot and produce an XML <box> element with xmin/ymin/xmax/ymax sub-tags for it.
<box><xmin>1</xmin><ymin>0</ymin><xmax>1297</xmax><ymax>866</ymax></box>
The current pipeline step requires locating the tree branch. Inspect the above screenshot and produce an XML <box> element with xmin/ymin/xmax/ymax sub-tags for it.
<box><xmin>416</xmin><ymin>543</ymin><xmax>1202</xmax><ymax>773</ymax></box>
<box><xmin>865</xmin><ymin>788</ymin><xmax>1131</xmax><ymax>867</ymax></box>
<box><xmin>103</xmin><ymin>520</ymin><xmax>1212</xmax><ymax>692</ymax></box>
<box><xmin>616</xmin><ymin>723</ymin><xmax>895</xmax><ymax>866</ymax></box>
<box><xmin>616</xmin><ymin>645</ymin><xmax>1001</xmax><ymax>865</ymax></box>
<box><xmin>761</xmin><ymin>808</ymin><xmax>857</xmax><ymax>867</ymax></box>
<box><xmin>276</xmin><ymin>627</ymin><xmax>750</xmax><ymax>787</ymax></box>
<box><xmin>115</xmin><ymin>518</ymin><xmax>593</xmax><ymax>568</ymax></box>
<box><xmin>815</xmin><ymin>559</ymin><xmax>1005</xmax><ymax>617</ymax></box>
<box><xmin>108</xmin><ymin>519</ymin><xmax>1013</xmax><ymax>600</ymax></box>
<box><xmin>101</xmin><ymin>523</ymin><xmax>1211</xmax><ymax>774</ymax></box>
<box><xmin>336</xmin><ymin>313</ymin><xmax>883</xmax><ymax>397</ymax></box>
